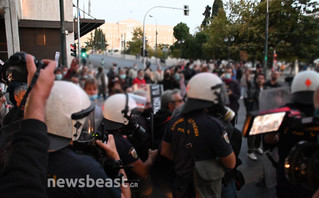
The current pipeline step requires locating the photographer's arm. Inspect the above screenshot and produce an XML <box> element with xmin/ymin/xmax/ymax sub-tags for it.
<box><xmin>25</xmin><ymin>55</ymin><xmax>56</xmax><ymax>121</ymax></box>
<box><xmin>0</xmin><ymin>55</ymin><xmax>55</xmax><ymax>198</ymax></box>
<box><xmin>96</xmin><ymin>135</ymin><xmax>131</xmax><ymax>198</ymax></box>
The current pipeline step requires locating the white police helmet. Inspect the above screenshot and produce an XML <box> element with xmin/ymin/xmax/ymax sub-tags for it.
<box><xmin>182</xmin><ymin>72</ymin><xmax>229</xmax><ymax>114</ymax></box>
<box><xmin>291</xmin><ymin>70</ymin><xmax>319</xmax><ymax>105</ymax></box>
<box><xmin>102</xmin><ymin>93</ymin><xmax>138</xmax><ymax>130</ymax></box>
<box><xmin>45</xmin><ymin>81</ymin><xmax>95</xmax><ymax>151</ymax></box>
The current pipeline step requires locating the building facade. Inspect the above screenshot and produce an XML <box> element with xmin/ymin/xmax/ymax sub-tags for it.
<box><xmin>81</xmin><ymin>18</ymin><xmax>176</xmax><ymax>52</ymax></box>
<box><xmin>0</xmin><ymin>0</ymin><xmax>76</xmax><ymax>65</ymax></box>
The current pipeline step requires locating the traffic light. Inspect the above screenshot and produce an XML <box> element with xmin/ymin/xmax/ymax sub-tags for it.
<box><xmin>70</xmin><ymin>44</ymin><xmax>76</xmax><ymax>57</ymax></box>
<box><xmin>184</xmin><ymin>5</ymin><xmax>189</xmax><ymax>16</ymax></box>
<box><xmin>81</xmin><ymin>48</ymin><xmax>87</xmax><ymax>59</ymax></box>
<box><xmin>81</xmin><ymin>48</ymin><xmax>87</xmax><ymax>65</ymax></box>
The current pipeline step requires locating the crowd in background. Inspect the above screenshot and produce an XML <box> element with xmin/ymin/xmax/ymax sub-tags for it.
<box><xmin>0</xmin><ymin>54</ymin><xmax>317</xmax><ymax>198</ymax></box>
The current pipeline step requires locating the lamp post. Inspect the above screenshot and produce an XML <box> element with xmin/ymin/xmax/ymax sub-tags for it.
<box><xmin>224</xmin><ymin>36</ymin><xmax>235</xmax><ymax>60</ymax></box>
<box><xmin>178</xmin><ymin>39</ymin><xmax>185</xmax><ymax>58</ymax></box>
<box><xmin>149</xmin><ymin>15</ymin><xmax>158</xmax><ymax>64</ymax></box>
<box><xmin>263</xmin><ymin>0</ymin><xmax>269</xmax><ymax>77</ymax></box>
<box><xmin>143</xmin><ymin>5</ymin><xmax>189</xmax><ymax>68</ymax></box>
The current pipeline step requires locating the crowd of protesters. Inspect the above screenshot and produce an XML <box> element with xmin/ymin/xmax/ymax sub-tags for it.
<box><xmin>0</xmin><ymin>52</ymin><xmax>318</xmax><ymax>198</ymax></box>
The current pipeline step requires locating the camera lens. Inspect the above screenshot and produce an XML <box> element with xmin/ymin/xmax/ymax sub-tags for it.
<box><xmin>9</xmin><ymin>54</ymin><xmax>24</xmax><ymax>65</ymax></box>
<box><xmin>285</xmin><ymin>141</ymin><xmax>319</xmax><ymax>190</ymax></box>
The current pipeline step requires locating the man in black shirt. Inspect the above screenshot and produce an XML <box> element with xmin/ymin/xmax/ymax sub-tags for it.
<box><xmin>264</xmin><ymin>70</ymin><xmax>282</xmax><ymax>88</ymax></box>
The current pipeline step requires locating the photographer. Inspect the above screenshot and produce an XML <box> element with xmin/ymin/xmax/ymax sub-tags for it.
<box><xmin>46</xmin><ymin>81</ymin><xmax>130</xmax><ymax>198</ymax></box>
<box><xmin>265</xmin><ymin>71</ymin><xmax>319</xmax><ymax>198</ymax></box>
<box><xmin>0</xmin><ymin>54</ymin><xmax>55</xmax><ymax>197</ymax></box>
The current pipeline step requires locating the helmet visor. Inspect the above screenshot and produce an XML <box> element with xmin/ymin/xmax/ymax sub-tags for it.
<box><xmin>71</xmin><ymin>103</ymin><xmax>96</xmax><ymax>142</ymax></box>
<box><xmin>128</xmin><ymin>93</ymin><xmax>146</xmax><ymax>115</ymax></box>
<box><xmin>211</xmin><ymin>83</ymin><xmax>229</xmax><ymax>105</ymax></box>
<box><xmin>76</xmin><ymin>110</ymin><xmax>96</xmax><ymax>142</ymax></box>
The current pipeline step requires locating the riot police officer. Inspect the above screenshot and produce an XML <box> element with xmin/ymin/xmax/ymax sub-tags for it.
<box><xmin>161</xmin><ymin>72</ymin><xmax>236</xmax><ymax>198</ymax></box>
<box><xmin>46</xmin><ymin>81</ymin><xmax>130</xmax><ymax>198</ymax></box>
<box><xmin>101</xmin><ymin>93</ymin><xmax>158</xmax><ymax>178</ymax></box>
<box><xmin>265</xmin><ymin>70</ymin><xmax>319</xmax><ymax>198</ymax></box>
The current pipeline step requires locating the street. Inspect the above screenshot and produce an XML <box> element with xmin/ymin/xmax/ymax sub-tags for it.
<box><xmin>236</xmin><ymin>99</ymin><xmax>277</xmax><ymax>198</ymax></box>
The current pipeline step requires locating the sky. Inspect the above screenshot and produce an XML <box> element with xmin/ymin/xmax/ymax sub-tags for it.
<box><xmin>74</xmin><ymin>0</ymin><xmax>215</xmax><ymax>34</ymax></box>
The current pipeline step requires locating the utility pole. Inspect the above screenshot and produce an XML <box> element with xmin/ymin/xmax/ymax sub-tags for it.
<box><xmin>59</xmin><ymin>0</ymin><xmax>67</xmax><ymax>67</ymax></box>
<box><xmin>263</xmin><ymin>0</ymin><xmax>269</xmax><ymax>77</ymax></box>
<box><xmin>77</xmin><ymin>0</ymin><xmax>81</xmax><ymax>61</ymax></box>
<box><xmin>149</xmin><ymin>15</ymin><xmax>158</xmax><ymax>64</ymax></box>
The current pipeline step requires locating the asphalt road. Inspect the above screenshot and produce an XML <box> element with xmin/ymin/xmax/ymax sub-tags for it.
<box><xmin>236</xmin><ymin>99</ymin><xmax>277</xmax><ymax>198</ymax></box>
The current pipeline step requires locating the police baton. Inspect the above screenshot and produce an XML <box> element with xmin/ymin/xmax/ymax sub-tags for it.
<box><xmin>150</xmin><ymin>111</ymin><xmax>155</xmax><ymax>150</ymax></box>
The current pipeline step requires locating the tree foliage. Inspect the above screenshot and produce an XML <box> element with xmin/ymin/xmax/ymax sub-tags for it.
<box><xmin>126</xmin><ymin>27</ymin><xmax>144</xmax><ymax>55</ymax></box>
<box><xmin>173</xmin><ymin>22</ymin><xmax>191</xmax><ymax>41</ymax></box>
<box><xmin>201</xmin><ymin>0</ymin><xmax>319</xmax><ymax>64</ymax></box>
<box><xmin>172</xmin><ymin>23</ymin><xmax>209</xmax><ymax>59</ymax></box>
<box><xmin>85</xmin><ymin>29</ymin><xmax>107</xmax><ymax>51</ymax></box>
<box><xmin>212</xmin><ymin>0</ymin><xmax>224</xmax><ymax>18</ymax></box>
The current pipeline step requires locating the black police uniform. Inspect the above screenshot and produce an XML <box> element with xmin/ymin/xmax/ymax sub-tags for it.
<box><xmin>163</xmin><ymin>109</ymin><xmax>233</xmax><ymax>197</ymax></box>
<box><xmin>276</xmin><ymin>103</ymin><xmax>317</xmax><ymax>198</ymax></box>
<box><xmin>113</xmin><ymin>132</ymin><xmax>139</xmax><ymax>166</ymax></box>
<box><xmin>48</xmin><ymin>146</ymin><xmax>121</xmax><ymax>198</ymax></box>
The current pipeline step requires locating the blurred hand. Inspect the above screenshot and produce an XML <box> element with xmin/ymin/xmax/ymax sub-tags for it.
<box><xmin>96</xmin><ymin>135</ymin><xmax>120</xmax><ymax>160</ymax></box>
<box><xmin>70</xmin><ymin>58</ymin><xmax>79</xmax><ymax>72</ymax></box>
<box><xmin>148</xmin><ymin>149</ymin><xmax>158</xmax><ymax>163</ymax></box>
<box><xmin>0</xmin><ymin>95</ymin><xmax>6</xmax><ymax>104</ymax></box>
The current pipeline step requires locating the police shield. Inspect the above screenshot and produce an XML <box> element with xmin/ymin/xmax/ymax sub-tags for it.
<box><xmin>259</xmin><ymin>86</ymin><xmax>292</xmax><ymax>111</ymax></box>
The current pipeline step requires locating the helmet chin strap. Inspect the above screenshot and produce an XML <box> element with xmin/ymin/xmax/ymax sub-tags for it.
<box><xmin>121</xmin><ymin>92</ymin><xmax>131</xmax><ymax>125</ymax></box>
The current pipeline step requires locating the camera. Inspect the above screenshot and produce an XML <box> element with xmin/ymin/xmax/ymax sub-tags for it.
<box><xmin>285</xmin><ymin>141</ymin><xmax>319</xmax><ymax>190</ymax></box>
<box><xmin>242</xmin><ymin>107</ymin><xmax>319</xmax><ymax>190</ymax></box>
<box><xmin>1</xmin><ymin>52</ymin><xmax>46</xmax><ymax>85</ymax></box>
<box><xmin>73</xmin><ymin>121</ymin><xmax>135</xmax><ymax>180</ymax></box>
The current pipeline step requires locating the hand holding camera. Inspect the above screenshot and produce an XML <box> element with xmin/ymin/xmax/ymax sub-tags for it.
<box><xmin>96</xmin><ymin>135</ymin><xmax>120</xmax><ymax>161</ymax></box>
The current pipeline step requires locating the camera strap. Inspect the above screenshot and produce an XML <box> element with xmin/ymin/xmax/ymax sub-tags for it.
<box><xmin>18</xmin><ymin>63</ymin><xmax>45</xmax><ymax>111</ymax></box>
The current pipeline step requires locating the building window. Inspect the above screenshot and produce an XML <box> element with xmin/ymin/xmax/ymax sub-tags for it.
<box><xmin>36</xmin><ymin>29</ymin><xmax>46</xmax><ymax>46</ymax></box>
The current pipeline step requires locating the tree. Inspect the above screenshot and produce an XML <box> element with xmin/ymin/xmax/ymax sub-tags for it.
<box><xmin>84</xmin><ymin>32</ymin><xmax>94</xmax><ymax>48</ymax></box>
<box><xmin>203</xmin><ymin>8</ymin><xmax>230</xmax><ymax>60</ymax></box>
<box><xmin>126</xmin><ymin>27</ymin><xmax>147</xmax><ymax>56</ymax></box>
<box><xmin>212</xmin><ymin>0</ymin><xmax>224</xmax><ymax>19</ymax></box>
<box><xmin>88</xmin><ymin>28</ymin><xmax>107</xmax><ymax>51</ymax></box>
<box><xmin>253</xmin><ymin>0</ymin><xmax>319</xmax><ymax>64</ymax></box>
<box><xmin>173</xmin><ymin>22</ymin><xmax>191</xmax><ymax>41</ymax></box>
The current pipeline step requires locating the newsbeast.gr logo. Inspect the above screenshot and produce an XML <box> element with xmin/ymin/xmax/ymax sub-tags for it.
<box><xmin>47</xmin><ymin>174</ymin><xmax>138</xmax><ymax>188</ymax></box>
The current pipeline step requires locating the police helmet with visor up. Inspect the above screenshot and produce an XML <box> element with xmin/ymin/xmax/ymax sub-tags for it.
<box><xmin>44</xmin><ymin>81</ymin><xmax>95</xmax><ymax>151</ymax></box>
<box><xmin>181</xmin><ymin>72</ymin><xmax>229</xmax><ymax>114</ymax></box>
